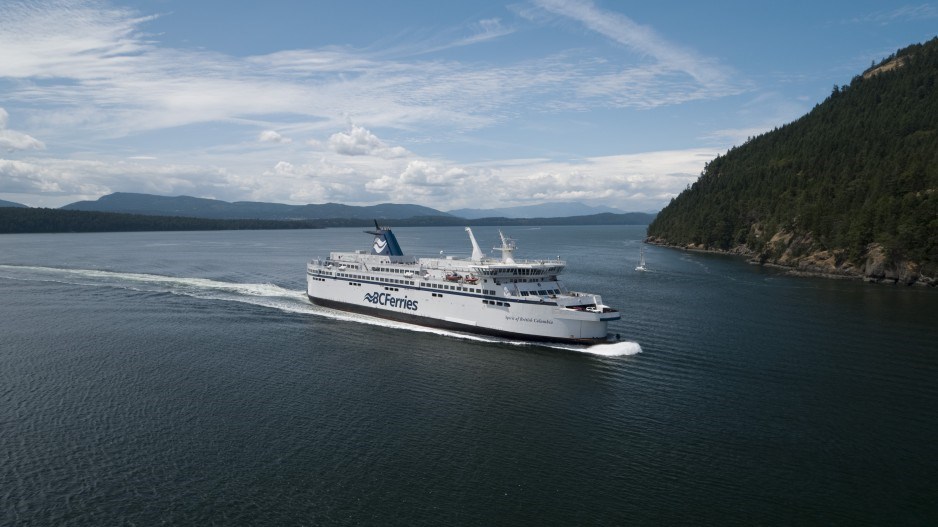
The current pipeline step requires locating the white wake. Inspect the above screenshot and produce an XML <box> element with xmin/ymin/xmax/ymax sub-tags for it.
<box><xmin>0</xmin><ymin>264</ymin><xmax>642</xmax><ymax>357</ymax></box>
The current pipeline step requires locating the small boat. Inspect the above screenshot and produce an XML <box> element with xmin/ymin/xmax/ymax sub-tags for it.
<box><xmin>464</xmin><ymin>275</ymin><xmax>479</xmax><ymax>284</ymax></box>
<box><xmin>635</xmin><ymin>246</ymin><xmax>647</xmax><ymax>272</ymax></box>
<box><xmin>445</xmin><ymin>273</ymin><xmax>461</xmax><ymax>282</ymax></box>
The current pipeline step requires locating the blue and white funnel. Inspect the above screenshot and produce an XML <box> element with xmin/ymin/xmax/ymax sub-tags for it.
<box><xmin>365</xmin><ymin>221</ymin><xmax>404</xmax><ymax>256</ymax></box>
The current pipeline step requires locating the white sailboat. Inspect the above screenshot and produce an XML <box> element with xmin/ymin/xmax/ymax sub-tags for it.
<box><xmin>635</xmin><ymin>245</ymin><xmax>647</xmax><ymax>272</ymax></box>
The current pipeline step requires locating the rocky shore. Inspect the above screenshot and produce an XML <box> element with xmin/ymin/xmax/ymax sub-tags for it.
<box><xmin>646</xmin><ymin>233</ymin><xmax>935</xmax><ymax>287</ymax></box>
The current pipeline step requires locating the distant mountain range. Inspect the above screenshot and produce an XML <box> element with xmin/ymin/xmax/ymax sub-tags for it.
<box><xmin>0</xmin><ymin>199</ymin><xmax>27</xmax><ymax>208</ymax></box>
<box><xmin>58</xmin><ymin>192</ymin><xmax>655</xmax><ymax>223</ymax></box>
<box><xmin>61</xmin><ymin>193</ymin><xmax>449</xmax><ymax>221</ymax></box>
<box><xmin>447</xmin><ymin>202</ymin><xmax>625</xmax><ymax>219</ymax></box>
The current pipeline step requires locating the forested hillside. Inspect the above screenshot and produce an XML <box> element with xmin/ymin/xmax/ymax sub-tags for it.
<box><xmin>0</xmin><ymin>208</ymin><xmax>654</xmax><ymax>234</ymax></box>
<box><xmin>648</xmin><ymin>37</ymin><xmax>938</xmax><ymax>285</ymax></box>
<box><xmin>0</xmin><ymin>208</ymin><xmax>323</xmax><ymax>234</ymax></box>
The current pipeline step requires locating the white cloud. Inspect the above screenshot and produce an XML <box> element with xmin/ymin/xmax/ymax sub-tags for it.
<box><xmin>366</xmin><ymin>160</ymin><xmax>472</xmax><ymax>202</ymax></box>
<box><xmin>0</xmin><ymin>0</ymin><xmax>154</xmax><ymax>79</ymax></box>
<box><xmin>0</xmin><ymin>156</ymin><xmax>235</xmax><ymax>201</ymax></box>
<box><xmin>360</xmin><ymin>148</ymin><xmax>714</xmax><ymax>211</ymax></box>
<box><xmin>847</xmin><ymin>5</ymin><xmax>938</xmax><ymax>25</ymax></box>
<box><xmin>0</xmin><ymin>108</ymin><xmax>45</xmax><ymax>151</ymax></box>
<box><xmin>259</xmin><ymin>130</ymin><xmax>292</xmax><ymax>143</ymax></box>
<box><xmin>328</xmin><ymin>125</ymin><xmax>409</xmax><ymax>158</ymax></box>
<box><xmin>1</xmin><ymin>142</ymin><xmax>714</xmax><ymax>210</ymax></box>
<box><xmin>0</xmin><ymin>0</ymin><xmax>744</xmax><ymax>146</ymax></box>
<box><xmin>530</xmin><ymin>0</ymin><xmax>739</xmax><ymax>92</ymax></box>
<box><xmin>0</xmin><ymin>1</ymin><xmax>735</xmax><ymax>210</ymax></box>
<box><xmin>407</xmin><ymin>17</ymin><xmax>516</xmax><ymax>56</ymax></box>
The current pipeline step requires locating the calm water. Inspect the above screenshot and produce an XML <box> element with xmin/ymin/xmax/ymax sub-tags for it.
<box><xmin>1</xmin><ymin>225</ymin><xmax>936</xmax><ymax>525</ymax></box>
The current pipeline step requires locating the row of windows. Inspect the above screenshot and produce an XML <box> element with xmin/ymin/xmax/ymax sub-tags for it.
<box><xmin>479</xmin><ymin>267</ymin><xmax>561</xmax><ymax>276</ymax></box>
<box><xmin>425</xmin><ymin>282</ymin><xmax>491</xmax><ymax>295</ymax></box>
<box><xmin>520</xmin><ymin>289</ymin><xmax>561</xmax><ymax>296</ymax></box>
<box><xmin>375</xmin><ymin>267</ymin><xmax>413</xmax><ymax>274</ymax></box>
<box><xmin>316</xmin><ymin>271</ymin><xmax>558</xmax><ymax>301</ymax></box>
<box><xmin>335</xmin><ymin>272</ymin><xmax>415</xmax><ymax>286</ymax></box>
<box><xmin>502</xmin><ymin>278</ymin><xmax>558</xmax><ymax>283</ymax></box>
<box><xmin>483</xmin><ymin>300</ymin><xmax>510</xmax><ymax>307</ymax></box>
<box><xmin>317</xmin><ymin>269</ymin><xmax>561</xmax><ymax>294</ymax></box>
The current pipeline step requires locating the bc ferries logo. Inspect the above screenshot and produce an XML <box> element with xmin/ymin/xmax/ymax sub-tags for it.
<box><xmin>364</xmin><ymin>292</ymin><xmax>419</xmax><ymax>311</ymax></box>
<box><xmin>373</xmin><ymin>238</ymin><xmax>388</xmax><ymax>254</ymax></box>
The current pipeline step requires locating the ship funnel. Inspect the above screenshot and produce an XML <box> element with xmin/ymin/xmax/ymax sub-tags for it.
<box><xmin>465</xmin><ymin>227</ymin><xmax>484</xmax><ymax>262</ymax></box>
<box><xmin>365</xmin><ymin>221</ymin><xmax>404</xmax><ymax>256</ymax></box>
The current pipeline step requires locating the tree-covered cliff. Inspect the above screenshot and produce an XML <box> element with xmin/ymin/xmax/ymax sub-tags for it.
<box><xmin>648</xmin><ymin>37</ymin><xmax>938</xmax><ymax>285</ymax></box>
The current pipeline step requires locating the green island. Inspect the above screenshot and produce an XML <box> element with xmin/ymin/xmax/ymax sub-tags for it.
<box><xmin>648</xmin><ymin>37</ymin><xmax>938</xmax><ymax>286</ymax></box>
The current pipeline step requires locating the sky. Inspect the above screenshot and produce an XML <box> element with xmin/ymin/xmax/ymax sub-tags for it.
<box><xmin>0</xmin><ymin>1</ymin><xmax>935</xmax><ymax>211</ymax></box>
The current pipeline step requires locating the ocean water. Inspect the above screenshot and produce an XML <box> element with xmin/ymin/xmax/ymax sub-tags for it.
<box><xmin>1</xmin><ymin>225</ymin><xmax>936</xmax><ymax>525</ymax></box>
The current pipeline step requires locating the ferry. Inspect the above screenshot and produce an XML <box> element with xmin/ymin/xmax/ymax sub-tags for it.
<box><xmin>306</xmin><ymin>223</ymin><xmax>620</xmax><ymax>343</ymax></box>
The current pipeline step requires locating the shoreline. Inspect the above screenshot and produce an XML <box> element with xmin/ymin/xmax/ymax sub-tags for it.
<box><xmin>646</xmin><ymin>238</ymin><xmax>936</xmax><ymax>287</ymax></box>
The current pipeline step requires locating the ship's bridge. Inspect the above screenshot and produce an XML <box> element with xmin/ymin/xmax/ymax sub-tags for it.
<box><xmin>471</xmin><ymin>261</ymin><xmax>566</xmax><ymax>280</ymax></box>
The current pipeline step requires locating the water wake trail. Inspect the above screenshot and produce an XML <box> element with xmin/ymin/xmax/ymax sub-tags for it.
<box><xmin>0</xmin><ymin>264</ymin><xmax>642</xmax><ymax>357</ymax></box>
<box><xmin>546</xmin><ymin>340</ymin><xmax>643</xmax><ymax>357</ymax></box>
<box><xmin>0</xmin><ymin>264</ymin><xmax>310</xmax><ymax>312</ymax></box>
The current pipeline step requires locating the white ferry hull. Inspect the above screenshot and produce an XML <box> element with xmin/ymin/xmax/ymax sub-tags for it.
<box><xmin>307</xmin><ymin>274</ymin><xmax>616</xmax><ymax>344</ymax></box>
<box><xmin>306</xmin><ymin>225</ymin><xmax>620</xmax><ymax>344</ymax></box>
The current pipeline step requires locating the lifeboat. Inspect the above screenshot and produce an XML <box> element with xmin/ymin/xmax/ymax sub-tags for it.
<box><xmin>464</xmin><ymin>275</ymin><xmax>479</xmax><ymax>284</ymax></box>
<box><xmin>445</xmin><ymin>273</ymin><xmax>461</xmax><ymax>282</ymax></box>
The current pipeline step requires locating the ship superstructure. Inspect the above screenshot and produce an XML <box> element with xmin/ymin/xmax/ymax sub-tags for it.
<box><xmin>306</xmin><ymin>223</ymin><xmax>619</xmax><ymax>343</ymax></box>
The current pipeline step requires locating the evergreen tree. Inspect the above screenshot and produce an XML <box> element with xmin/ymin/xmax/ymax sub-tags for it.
<box><xmin>648</xmin><ymin>37</ymin><xmax>938</xmax><ymax>278</ymax></box>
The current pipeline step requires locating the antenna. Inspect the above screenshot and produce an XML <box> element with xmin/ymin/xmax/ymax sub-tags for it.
<box><xmin>494</xmin><ymin>230</ymin><xmax>516</xmax><ymax>264</ymax></box>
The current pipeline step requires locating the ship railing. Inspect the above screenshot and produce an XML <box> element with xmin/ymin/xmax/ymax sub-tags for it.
<box><xmin>472</xmin><ymin>259</ymin><xmax>566</xmax><ymax>268</ymax></box>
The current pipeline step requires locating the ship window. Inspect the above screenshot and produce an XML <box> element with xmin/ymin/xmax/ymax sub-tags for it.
<box><xmin>521</xmin><ymin>291</ymin><xmax>529</xmax><ymax>296</ymax></box>
<box><xmin>504</xmin><ymin>303</ymin><xmax>510</xmax><ymax>307</ymax></box>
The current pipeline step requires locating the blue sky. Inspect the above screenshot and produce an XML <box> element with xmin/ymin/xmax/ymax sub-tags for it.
<box><xmin>1</xmin><ymin>1</ymin><xmax>935</xmax><ymax>211</ymax></box>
